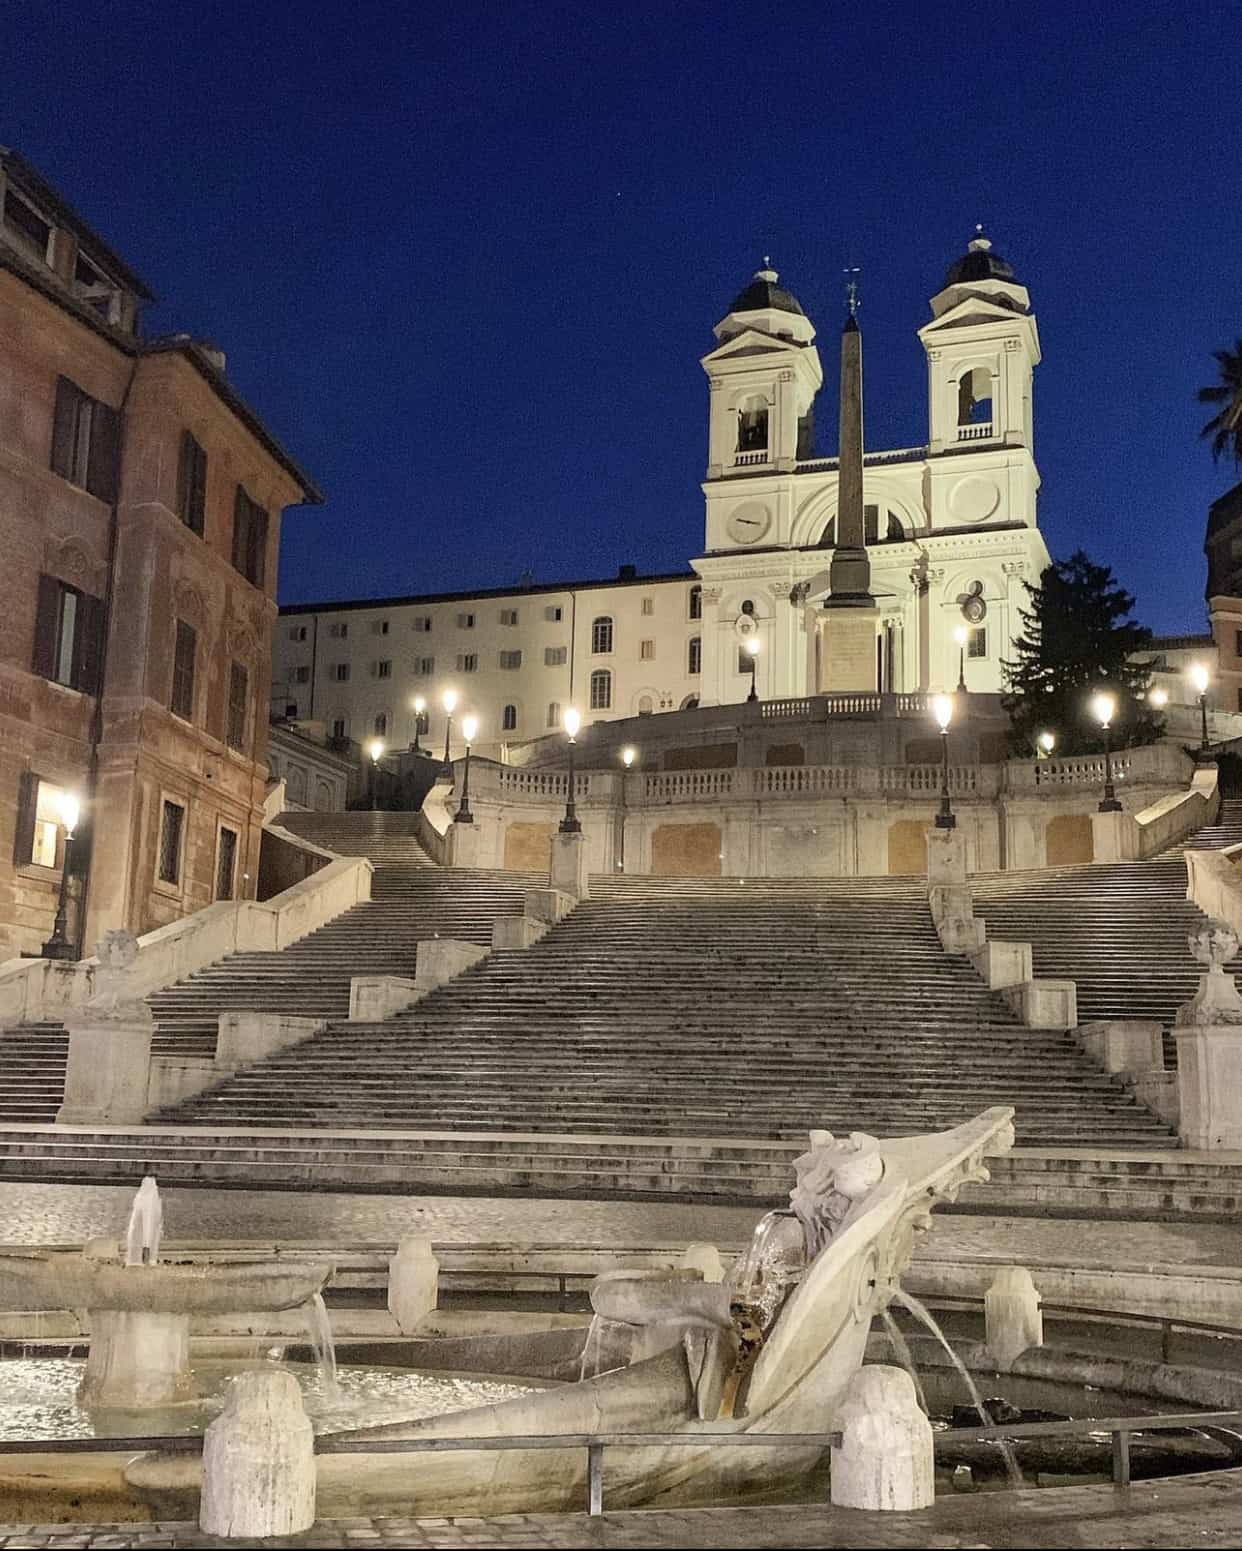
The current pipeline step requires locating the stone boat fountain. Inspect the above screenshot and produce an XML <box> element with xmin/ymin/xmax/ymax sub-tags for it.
<box><xmin>0</xmin><ymin>1177</ymin><xmax>331</xmax><ymax>1408</ymax></box>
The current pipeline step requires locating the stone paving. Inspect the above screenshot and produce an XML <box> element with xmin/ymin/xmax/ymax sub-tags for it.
<box><xmin>3</xmin><ymin>1468</ymin><xmax>1242</xmax><ymax>1548</ymax></box>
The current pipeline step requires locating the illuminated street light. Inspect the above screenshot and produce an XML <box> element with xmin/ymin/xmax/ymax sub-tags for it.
<box><xmin>1091</xmin><ymin>690</ymin><xmax>1122</xmax><ymax>813</ymax></box>
<box><xmin>1037</xmin><ymin>730</ymin><xmax>1056</xmax><ymax>759</ymax></box>
<box><xmin>931</xmin><ymin>693</ymin><xmax>956</xmax><ymax>830</ymax></box>
<box><xmin>439</xmin><ymin>687</ymin><xmax>458</xmax><ymax>778</ymax></box>
<box><xmin>411</xmin><ymin>694</ymin><xmax>427</xmax><ymax>753</ymax></box>
<box><xmin>560</xmin><ymin>707</ymin><xmax>582</xmax><ymax>834</ymax></box>
<box><xmin>41</xmin><ymin>789</ymin><xmax>82</xmax><ymax>961</ymax></box>
<box><xmin>454</xmin><ymin>713</ymin><xmax>479</xmax><ymax>825</ymax></box>
<box><xmin>1188</xmin><ymin>661</ymin><xmax>1211</xmax><ymax>753</ymax></box>
<box><xmin>745</xmin><ymin>636</ymin><xmax>760</xmax><ymax>703</ymax></box>
<box><xmin>1147</xmin><ymin>686</ymin><xmax>1169</xmax><ymax>711</ymax></box>
<box><xmin>367</xmin><ymin>737</ymin><xmax>385</xmax><ymax>811</ymax></box>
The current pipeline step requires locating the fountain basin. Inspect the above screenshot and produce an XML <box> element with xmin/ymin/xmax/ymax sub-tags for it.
<box><xmin>0</xmin><ymin>1252</ymin><xmax>331</xmax><ymax>1315</ymax></box>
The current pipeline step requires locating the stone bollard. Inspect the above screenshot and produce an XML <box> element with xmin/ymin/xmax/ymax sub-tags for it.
<box><xmin>1176</xmin><ymin>919</ymin><xmax>1242</xmax><ymax>1149</ymax></box>
<box><xmin>984</xmin><ymin>1266</ymin><xmax>1043</xmax><ymax>1372</ymax></box>
<box><xmin>680</xmin><ymin>1243</ymin><xmax>726</xmax><ymax>1283</ymax></box>
<box><xmin>56</xmin><ymin>929</ymin><xmax>154</xmax><ymax>1125</ymax></box>
<box><xmin>830</xmin><ymin>1364</ymin><xmax>934</xmax><ymax>1511</ymax></box>
<box><xmin>388</xmin><ymin>1237</ymin><xmax>440</xmax><ymax>1333</ymax></box>
<box><xmin>200</xmin><ymin>1370</ymin><xmax>315</xmax><ymax>1539</ymax></box>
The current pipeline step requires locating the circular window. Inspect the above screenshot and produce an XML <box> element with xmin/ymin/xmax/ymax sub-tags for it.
<box><xmin>741</xmin><ymin>599</ymin><xmax>755</xmax><ymax>615</ymax></box>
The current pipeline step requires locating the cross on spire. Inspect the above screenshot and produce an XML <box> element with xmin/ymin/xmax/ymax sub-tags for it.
<box><xmin>844</xmin><ymin>266</ymin><xmax>861</xmax><ymax>318</ymax></box>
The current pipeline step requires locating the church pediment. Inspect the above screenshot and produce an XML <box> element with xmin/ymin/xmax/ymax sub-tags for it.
<box><xmin>919</xmin><ymin>296</ymin><xmax>1026</xmax><ymax>335</ymax></box>
<box><xmin>702</xmin><ymin>328</ymin><xmax>806</xmax><ymax>367</ymax></box>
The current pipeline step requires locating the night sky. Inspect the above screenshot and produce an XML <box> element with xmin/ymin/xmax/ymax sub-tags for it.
<box><xmin>7</xmin><ymin>0</ymin><xmax>1239</xmax><ymax>633</ymax></box>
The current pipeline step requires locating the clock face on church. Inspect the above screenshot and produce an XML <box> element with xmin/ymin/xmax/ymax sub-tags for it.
<box><xmin>726</xmin><ymin>503</ymin><xmax>772</xmax><ymax>545</ymax></box>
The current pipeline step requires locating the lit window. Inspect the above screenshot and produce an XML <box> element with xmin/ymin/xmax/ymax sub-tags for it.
<box><xmin>30</xmin><ymin>779</ymin><xmax>69</xmax><ymax>868</ymax></box>
<box><xmin>590</xmin><ymin>668</ymin><xmax>612</xmax><ymax>710</ymax></box>
<box><xmin>592</xmin><ymin>616</ymin><xmax>613</xmax><ymax>654</ymax></box>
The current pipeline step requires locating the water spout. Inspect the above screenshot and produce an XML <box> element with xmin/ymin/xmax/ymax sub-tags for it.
<box><xmin>880</xmin><ymin>1306</ymin><xmax>928</xmax><ymax>1415</ymax></box>
<box><xmin>303</xmin><ymin>1292</ymin><xmax>338</xmax><ymax>1402</ymax></box>
<box><xmin>124</xmin><ymin>1177</ymin><xmax>163</xmax><ymax>1267</ymax></box>
<box><xmin>893</xmin><ymin>1288</ymin><xmax>1023</xmax><ymax>1487</ymax></box>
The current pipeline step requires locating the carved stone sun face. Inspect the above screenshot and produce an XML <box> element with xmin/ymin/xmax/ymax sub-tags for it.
<box><xmin>1189</xmin><ymin>918</ymin><xmax>1238</xmax><ymax>969</ymax></box>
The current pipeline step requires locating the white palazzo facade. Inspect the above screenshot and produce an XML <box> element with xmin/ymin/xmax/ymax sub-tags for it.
<box><xmin>694</xmin><ymin>234</ymin><xmax>1049</xmax><ymax>706</ymax></box>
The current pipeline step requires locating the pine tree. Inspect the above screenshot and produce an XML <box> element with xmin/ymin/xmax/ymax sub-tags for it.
<box><xmin>1002</xmin><ymin>551</ymin><xmax>1161</xmax><ymax>755</ymax></box>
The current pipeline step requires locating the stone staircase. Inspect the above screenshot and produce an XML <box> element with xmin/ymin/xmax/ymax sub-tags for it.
<box><xmin>273</xmin><ymin>809</ymin><xmax>438</xmax><ymax>865</ymax></box>
<box><xmin>0</xmin><ymin>1023</ymin><xmax>70</xmax><ymax>1124</ymax></box>
<box><xmin>153</xmin><ymin>873</ymin><xmax>1171</xmax><ymax>1148</ymax></box>
<box><xmin>1179</xmin><ymin>796</ymin><xmax>1242</xmax><ymax>852</ymax></box>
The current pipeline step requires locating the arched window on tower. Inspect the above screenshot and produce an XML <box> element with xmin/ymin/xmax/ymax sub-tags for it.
<box><xmin>502</xmin><ymin>703</ymin><xmax>518</xmax><ymax>731</ymax></box>
<box><xmin>688</xmin><ymin>636</ymin><xmax>701</xmax><ymax>675</ymax></box>
<box><xmin>590</xmin><ymin>668</ymin><xmax>612</xmax><ymax>710</ymax></box>
<box><xmin>688</xmin><ymin>585</ymin><xmax>702</xmax><ymax>621</ymax></box>
<box><xmin>737</xmin><ymin>396</ymin><xmax>769</xmax><ymax>453</ymax></box>
<box><xmin>591</xmin><ymin>616</ymin><xmax>613</xmax><ymax>654</ymax></box>
<box><xmin>957</xmin><ymin>367</ymin><xmax>994</xmax><ymax>431</ymax></box>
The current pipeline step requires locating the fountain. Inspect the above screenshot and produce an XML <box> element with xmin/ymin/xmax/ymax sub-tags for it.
<box><xmin>0</xmin><ymin>1178</ymin><xmax>332</xmax><ymax>1409</ymax></box>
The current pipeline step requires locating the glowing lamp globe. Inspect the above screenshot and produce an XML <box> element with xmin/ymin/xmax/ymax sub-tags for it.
<box><xmin>931</xmin><ymin>693</ymin><xmax>954</xmax><ymax>731</ymax></box>
<box><xmin>1090</xmin><ymin>690</ymin><xmax>1116</xmax><ymax>728</ymax></box>
<box><xmin>461</xmin><ymin>714</ymin><xmax>479</xmax><ymax>744</ymax></box>
<box><xmin>563</xmin><ymin>707</ymin><xmax>581</xmax><ymax>740</ymax></box>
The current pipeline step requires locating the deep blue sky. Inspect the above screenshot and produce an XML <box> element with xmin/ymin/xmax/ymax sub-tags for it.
<box><xmin>7</xmin><ymin>0</ymin><xmax>1239</xmax><ymax>632</ymax></box>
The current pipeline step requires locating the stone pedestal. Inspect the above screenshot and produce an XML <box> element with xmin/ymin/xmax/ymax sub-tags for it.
<box><xmin>57</xmin><ymin>1015</ymin><xmax>153</xmax><ymax>1125</ymax></box>
<box><xmin>830</xmin><ymin>1364</ymin><xmax>934</xmax><ymax>1511</ymax></box>
<box><xmin>550</xmin><ymin>831</ymin><xmax>590</xmax><ymax>900</ymax></box>
<box><xmin>1077</xmin><ymin>1020</ymin><xmax>1164</xmax><ymax>1077</ymax></box>
<box><xmin>1174</xmin><ymin>917</ymin><xmax>1242</xmax><ymax>1150</ymax></box>
<box><xmin>200</xmin><ymin>1369</ymin><xmax>316</xmax><ymax>1539</ymax></box>
<box><xmin>984</xmin><ymin>1267</ymin><xmax>1043</xmax><ymax>1372</ymax></box>
<box><xmin>445</xmin><ymin>819</ymin><xmax>483</xmax><ymax>868</ymax></box>
<box><xmin>818</xmin><ymin>608</ymin><xmax>880</xmax><ymax>694</ymax></box>
<box><xmin>79</xmin><ymin>1309</ymin><xmax>193</xmax><ymax>1408</ymax></box>
<box><xmin>388</xmin><ymin>1237</ymin><xmax>439</xmax><ymax>1333</ymax></box>
<box><xmin>926</xmin><ymin>826</ymin><xmax>967</xmax><ymax>887</ymax></box>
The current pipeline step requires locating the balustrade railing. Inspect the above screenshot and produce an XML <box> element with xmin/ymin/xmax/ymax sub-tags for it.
<box><xmin>497</xmin><ymin>768</ymin><xmax>592</xmax><ymax>800</ymax></box>
<box><xmin>957</xmin><ymin>422</ymin><xmax>993</xmax><ymax>441</ymax></box>
<box><xmin>642</xmin><ymin>769</ymin><xmax>738</xmax><ymax>802</ymax></box>
<box><xmin>761</xmin><ymin>697</ymin><xmax>816</xmax><ymax>720</ymax></box>
<box><xmin>733</xmin><ymin>451</ymin><xmax>768</xmax><ymax>467</ymax></box>
<box><xmin>1031</xmin><ymin>755</ymin><xmax>1132</xmax><ymax>788</ymax></box>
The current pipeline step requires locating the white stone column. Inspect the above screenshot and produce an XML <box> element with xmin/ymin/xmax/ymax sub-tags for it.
<box><xmin>200</xmin><ymin>1369</ymin><xmax>316</xmax><ymax>1539</ymax></box>
<box><xmin>830</xmin><ymin>1364</ymin><xmax>934</xmax><ymax>1511</ymax></box>
<box><xmin>388</xmin><ymin>1237</ymin><xmax>439</xmax><ymax>1333</ymax></box>
<box><xmin>1176</xmin><ymin>919</ymin><xmax>1242</xmax><ymax>1149</ymax></box>
<box><xmin>984</xmin><ymin>1267</ymin><xmax>1043</xmax><ymax>1372</ymax></box>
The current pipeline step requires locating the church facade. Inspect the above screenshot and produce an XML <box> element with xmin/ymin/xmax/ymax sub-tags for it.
<box><xmin>272</xmin><ymin>234</ymin><xmax>1051</xmax><ymax>761</ymax></box>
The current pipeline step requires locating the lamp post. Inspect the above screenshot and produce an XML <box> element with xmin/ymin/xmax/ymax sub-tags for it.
<box><xmin>1091</xmin><ymin>690</ymin><xmax>1122</xmax><ymax>812</ymax></box>
<box><xmin>618</xmin><ymin>746</ymin><xmax>636</xmax><ymax>871</ymax></box>
<box><xmin>559</xmin><ymin>707</ymin><xmax>582</xmax><ymax>834</ymax></box>
<box><xmin>931</xmin><ymin>693</ymin><xmax>956</xmax><ymax>829</ymax></box>
<box><xmin>439</xmin><ymin>687</ymin><xmax>458</xmax><ymax>779</ymax></box>
<box><xmin>1036</xmin><ymin>730</ymin><xmax>1056</xmax><ymax>760</ymax></box>
<box><xmin>745</xmin><ymin>637</ymin><xmax>760</xmax><ymax>703</ymax></box>
<box><xmin>367</xmin><ymin>737</ymin><xmax>385</xmax><ymax>811</ymax></box>
<box><xmin>41</xmin><ymin>790</ymin><xmax>81</xmax><ymax>961</ymax></box>
<box><xmin>454</xmin><ymin>714</ymin><xmax>478</xmax><ymax>824</ymax></box>
<box><xmin>411</xmin><ymin>694</ymin><xmax>427</xmax><ymax>753</ymax></box>
<box><xmin>954</xmin><ymin>624</ymin><xmax>968</xmax><ymax>693</ymax></box>
<box><xmin>1189</xmin><ymin>662</ymin><xmax>1211</xmax><ymax>754</ymax></box>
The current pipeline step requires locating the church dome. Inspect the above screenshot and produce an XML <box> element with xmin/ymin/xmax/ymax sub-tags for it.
<box><xmin>728</xmin><ymin>262</ymin><xmax>805</xmax><ymax>318</ymax></box>
<box><xmin>945</xmin><ymin>229</ymin><xmax>1018</xmax><ymax>287</ymax></box>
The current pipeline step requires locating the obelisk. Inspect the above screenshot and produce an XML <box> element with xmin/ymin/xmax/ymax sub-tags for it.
<box><xmin>819</xmin><ymin>278</ymin><xmax>881</xmax><ymax>692</ymax></box>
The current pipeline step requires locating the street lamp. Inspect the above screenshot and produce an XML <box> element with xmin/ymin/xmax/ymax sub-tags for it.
<box><xmin>559</xmin><ymin>706</ymin><xmax>582</xmax><ymax>834</ymax></box>
<box><xmin>411</xmin><ymin>694</ymin><xmax>427</xmax><ymax>753</ymax></box>
<box><xmin>41</xmin><ymin>790</ymin><xmax>81</xmax><ymax>961</ymax></box>
<box><xmin>618</xmin><ymin>746</ymin><xmax>637</xmax><ymax>870</ymax></box>
<box><xmin>1147</xmin><ymin>686</ymin><xmax>1169</xmax><ymax>711</ymax></box>
<box><xmin>454</xmin><ymin>714</ymin><xmax>478</xmax><ymax>824</ymax></box>
<box><xmin>439</xmin><ymin>687</ymin><xmax>458</xmax><ymax>779</ymax></box>
<box><xmin>1090</xmin><ymin>689</ymin><xmax>1122</xmax><ymax>812</ymax></box>
<box><xmin>1188</xmin><ymin>661</ymin><xmax>1211</xmax><ymax>754</ymax></box>
<box><xmin>745</xmin><ymin>636</ymin><xmax>760</xmax><ymax>703</ymax></box>
<box><xmin>931</xmin><ymin>693</ymin><xmax>956</xmax><ymax>829</ymax></box>
<box><xmin>954</xmin><ymin>624</ymin><xmax>969</xmax><ymax>693</ymax></box>
<box><xmin>367</xmin><ymin>737</ymin><xmax>385</xmax><ymax>811</ymax></box>
<box><xmin>1036</xmin><ymin>730</ymin><xmax>1056</xmax><ymax>759</ymax></box>
<box><xmin>621</xmin><ymin>746</ymin><xmax>636</xmax><ymax>769</ymax></box>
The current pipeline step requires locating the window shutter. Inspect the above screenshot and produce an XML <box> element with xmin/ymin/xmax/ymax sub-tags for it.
<box><xmin>86</xmin><ymin>398</ymin><xmax>120</xmax><ymax>502</ymax></box>
<box><xmin>73</xmin><ymin>591</ymin><xmax>105</xmax><ymax>695</ymax></box>
<box><xmin>31</xmin><ymin>574</ymin><xmax>60</xmax><ymax>679</ymax></box>
<box><xmin>50</xmin><ymin>377</ymin><xmax>77</xmax><ymax>479</ymax></box>
<box><xmin>232</xmin><ymin>486</ymin><xmax>247</xmax><ymax>572</ymax></box>
<box><xmin>249</xmin><ymin>505</ymin><xmax>268</xmax><ymax>590</ymax></box>
<box><xmin>190</xmin><ymin>439</ymin><xmax>207</xmax><ymax>535</ymax></box>
<box><xmin>177</xmin><ymin>431</ymin><xmax>193</xmax><ymax>526</ymax></box>
<box><xmin>12</xmin><ymin>771</ymin><xmax>37</xmax><ymax>866</ymax></box>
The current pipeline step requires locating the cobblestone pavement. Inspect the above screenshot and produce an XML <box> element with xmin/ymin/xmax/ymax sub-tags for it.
<box><xmin>1</xmin><ymin>1184</ymin><xmax>1240</xmax><ymax>1277</ymax></box>
<box><xmin>3</xmin><ymin>1469</ymin><xmax>1242</xmax><ymax>1548</ymax></box>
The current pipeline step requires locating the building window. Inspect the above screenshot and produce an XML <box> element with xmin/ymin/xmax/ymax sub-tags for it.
<box><xmin>17</xmin><ymin>776</ymin><xmax>70</xmax><ymax>869</ymax></box>
<box><xmin>176</xmin><ymin>431</ymin><xmax>208</xmax><ymax>536</ymax></box>
<box><xmin>592</xmin><ymin>616</ymin><xmax>613</xmax><ymax>654</ymax></box>
<box><xmin>638</xmin><ymin>694</ymin><xmax>654</xmax><ymax>715</ymax></box>
<box><xmin>737</xmin><ymin>397</ymin><xmax>769</xmax><ymax>452</ymax></box>
<box><xmin>456</xmin><ymin>652</ymin><xmax>478</xmax><ymax>672</ymax></box>
<box><xmin>288</xmin><ymin>625</ymin><xmax>308</xmax><ymax>642</ymax></box>
<box><xmin>689</xmin><ymin>585</ymin><xmax>702</xmax><ymax>621</ymax></box>
<box><xmin>32</xmin><ymin>574</ymin><xmax>103</xmax><ymax>693</ymax></box>
<box><xmin>457</xmin><ymin>611</ymin><xmax>475</xmax><ymax>629</ymax></box>
<box><xmin>231</xmin><ymin>486</ymin><xmax>268</xmax><ymax>588</ymax></box>
<box><xmin>372</xmin><ymin>619</ymin><xmax>390</xmax><ymax>635</ymax></box>
<box><xmin>157</xmin><ymin>799</ymin><xmax>186</xmax><ymax>885</ymax></box>
<box><xmin>547</xmin><ymin>701</ymin><xmax>561</xmax><ymax>728</ymax></box>
<box><xmin>375</xmin><ymin>660</ymin><xmax>393</xmax><ymax>679</ymax></box>
<box><xmin>499</xmin><ymin>609</ymin><xmax>519</xmax><ymax>626</ymax></box>
<box><xmin>688</xmin><ymin>636</ymin><xmax>701</xmax><ymax>675</ymax></box>
<box><xmin>415</xmin><ymin>655</ymin><xmax>435</xmax><ymax>675</ymax></box>
<box><xmin>331</xmin><ymin>717</ymin><xmax>347</xmax><ymax>739</ymax></box>
<box><xmin>641</xmin><ymin>597</ymin><xmax>654</xmax><ymax>616</ymax></box>
<box><xmin>967</xmin><ymin>628</ymin><xmax>988</xmax><ymax>660</ymax></box>
<box><xmin>413</xmin><ymin>616</ymin><xmax>432</xmax><ymax>632</ymax></box>
<box><xmin>374</xmin><ymin>712</ymin><xmax>388</xmax><ymax>736</ymax></box>
<box><xmin>1235</xmin><ymin>629</ymin><xmax>1242</xmax><ymax>658</ymax></box>
<box><xmin>499</xmin><ymin>649</ymin><xmax>523</xmax><ymax>669</ymax></box>
<box><xmin>502</xmin><ymin>704</ymin><xmax>518</xmax><ymax>731</ymax></box>
<box><xmin>332</xmin><ymin>663</ymin><xmax>350</xmax><ymax>682</ymax></box>
<box><xmin>4</xmin><ymin>188</ymin><xmax>51</xmax><ymax>260</ymax></box>
<box><xmin>73</xmin><ymin>249</ymin><xmax>121</xmax><ymax>321</ymax></box>
<box><xmin>590</xmin><ymin>668</ymin><xmax>612</xmax><ymax>710</ymax></box>
<box><xmin>291</xmin><ymin>665</ymin><xmax>310</xmax><ymax>685</ymax></box>
<box><xmin>170</xmin><ymin>621</ymin><xmax>197</xmax><ymax>720</ymax></box>
<box><xmin>50</xmin><ymin>377</ymin><xmax>120</xmax><ymax>502</ymax></box>
<box><xmin>226</xmin><ymin>662</ymin><xmax>249</xmax><ymax>751</ymax></box>
<box><xmin>215</xmin><ymin>826</ymin><xmax>238</xmax><ymax>901</ymax></box>
<box><xmin>328</xmin><ymin>621</ymin><xmax>348</xmax><ymax>638</ymax></box>
<box><xmin>545</xmin><ymin>645</ymin><xmax>567</xmax><ymax>666</ymax></box>
<box><xmin>639</xmin><ymin>639</ymin><xmax>655</xmax><ymax>661</ymax></box>
<box><xmin>545</xmin><ymin>605</ymin><xmax>563</xmax><ymax>623</ymax></box>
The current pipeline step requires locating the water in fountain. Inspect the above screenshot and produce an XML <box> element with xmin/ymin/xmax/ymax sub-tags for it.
<box><xmin>303</xmin><ymin>1292</ymin><xmax>339</xmax><ymax>1402</ymax></box>
<box><xmin>728</xmin><ymin>1211</ymin><xmax>804</xmax><ymax>1330</ymax></box>
<box><xmin>880</xmin><ymin>1306</ymin><xmax>928</xmax><ymax>1414</ymax></box>
<box><xmin>578</xmin><ymin>1314</ymin><xmax>604</xmax><ymax>1381</ymax></box>
<box><xmin>123</xmin><ymin>1177</ymin><xmax>163</xmax><ymax>1267</ymax></box>
<box><xmin>893</xmin><ymin>1288</ymin><xmax>1023</xmax><ymax>1487</ymax></box>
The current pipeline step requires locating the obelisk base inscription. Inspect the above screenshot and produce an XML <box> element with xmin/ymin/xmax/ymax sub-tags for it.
<box><xmin>819</xmin><ymin>607</ymin><xmax>880</xmax><ymax>693</ymax></box>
